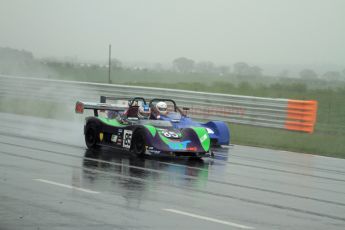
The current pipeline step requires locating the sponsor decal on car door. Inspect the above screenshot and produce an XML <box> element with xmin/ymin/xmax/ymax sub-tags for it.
<box><xmin>123</xmin><ymin>130</ymin><xmax>132</xmax><ymax>148</ymax></box>
<box><xmin>111</xmin><ymin>134</ymin><xmax>118</xmax><ymax>142</ymax></box>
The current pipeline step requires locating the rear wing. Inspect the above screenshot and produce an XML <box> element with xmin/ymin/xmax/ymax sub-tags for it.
<box><xmin>100</xmin><ymin>96</ymin><xmax>131</xmax><ymax>103</ymax></box>
<box><xmin>75</xmin><ymin>101</ymin><xmax>127</xmax><ymax>117</ymax></box>
<box><xmin>100</xmin><ymin>96</ymin><xmax>148</xmax><ymax>107</ymax></box>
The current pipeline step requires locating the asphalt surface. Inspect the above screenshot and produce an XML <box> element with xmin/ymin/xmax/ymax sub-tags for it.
<box><xmin>0</xmin><ymin>112</ymin><xmax>345</xmax><ymax>230</ymax></box>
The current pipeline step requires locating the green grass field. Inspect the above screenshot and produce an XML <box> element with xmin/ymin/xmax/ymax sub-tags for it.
<box><xmin>230</xmin><ymin>123</ymin><xmax>345</xmax><ymax>158</ymax></box>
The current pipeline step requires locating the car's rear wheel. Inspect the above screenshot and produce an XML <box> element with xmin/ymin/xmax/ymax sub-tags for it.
<box><xmin>132</xmin><ymin>130</ymin><xmax>146</xmax><ymax>156</ymax></box>
<box><xmin>210</xmin><ymin>138</ymin><xmax>221</xmax><ymax>147</ymax></box>
<box><xmin>85</xmin><ymin>123</ymin><xmax>99</xmax><ymax>149</ymax></box>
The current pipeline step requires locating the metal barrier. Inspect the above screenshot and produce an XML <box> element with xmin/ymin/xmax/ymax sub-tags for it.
<box><xmin>0</xmin><ymin>74</ymin><xmax>318</xmax><ymax>133</ymax></box>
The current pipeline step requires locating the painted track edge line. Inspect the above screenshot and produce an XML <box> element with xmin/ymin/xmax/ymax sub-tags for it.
<box><xmin>33</xmin><ymin>179</ymin><xmax>100</xmax><ymax>194</ymax></box>
<box><xmin>162</xmin><ymin>208</ymin><xmax>254</xmax><ymax>229</ymax></box>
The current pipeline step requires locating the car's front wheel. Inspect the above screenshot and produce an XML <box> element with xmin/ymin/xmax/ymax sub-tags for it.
<box><xmin>132</xmin><ymin>130</ymin><xmax>146</xmax><ymax>156</ymax></box>
<box><xmin>85</xmin><ymin>123</ymin><xmax>99</xmax><ymax>149</ymax></box>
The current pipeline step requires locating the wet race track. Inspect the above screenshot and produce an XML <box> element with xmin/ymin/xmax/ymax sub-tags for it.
<box><xmin>1</xmin><ymin>112</ymin><xmax>345</xmax><ymax>230</ymax></box>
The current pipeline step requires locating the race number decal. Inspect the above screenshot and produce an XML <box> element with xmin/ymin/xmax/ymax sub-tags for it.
<box><xmin>123</xmin><ymin>130</ymin><xmax>132</xmax><ymax>148</ymax></box>
<box><xmin>162</xmin><ymin>131</ymin><xmax>171</xmax><ymax>138</ymax></box>
<box><xmin>162</xmin><ymin>131</ymin><xmax>179</xmax><ymax>138</ymax></box>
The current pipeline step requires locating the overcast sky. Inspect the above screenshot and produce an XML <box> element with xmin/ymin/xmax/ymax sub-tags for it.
<box><xmin>0</xmin><ymin>0</ymin><xmax>344</xmax><ymax>67</ymax></box>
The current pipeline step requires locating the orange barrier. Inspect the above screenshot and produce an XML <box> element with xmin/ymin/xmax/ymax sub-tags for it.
<box><xmin>285</xmin><ymin>100</ymin><xmax>318</xmax><ymax>133</ymax></box>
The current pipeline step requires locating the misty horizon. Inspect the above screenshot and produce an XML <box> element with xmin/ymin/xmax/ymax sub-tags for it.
<box><xmin>0</xmin><ymin>0</ymin><xmax>344</xmax><ymax>70</ymax></box>
<box><xmin>2</xmin><ymin>45</ymin><xmax>344</xmax><ymax>78</ymax></box>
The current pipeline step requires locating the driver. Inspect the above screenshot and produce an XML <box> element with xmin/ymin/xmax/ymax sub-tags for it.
<box><xmin>151</xmin><ymin>101</ymin><xmax>169</xmax><ymax>119</ymax></box>
<box><xmin>156</xmin><ymin>101</ymin><xmax>168</xmax><ymax>115</ymax></box>
<box><xmin>138</xmin><ymin>104</ymin><xmax>151</xmax><ymax>119</ymax></box>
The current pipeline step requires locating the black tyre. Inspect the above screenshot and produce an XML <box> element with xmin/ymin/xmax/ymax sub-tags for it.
<box><xmin>210</xmin><ymin>139</ymin><xmax>221</xmax><ymax>148</ymax></box>
<box><xmin>132</xmin><ymin>129</ymin><xmax>146</xmax><ymax>156</ymax></box>
<box><xmin>85</xmin><ymin>123</ymin><xmax>99</xmax><ymax>149</ymax></box>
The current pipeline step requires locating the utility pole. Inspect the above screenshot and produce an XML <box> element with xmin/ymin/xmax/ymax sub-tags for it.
<box><xmin>108</xmin><ymin>44</ymin><xmax>111</xmax><ymax>84</ymax></box>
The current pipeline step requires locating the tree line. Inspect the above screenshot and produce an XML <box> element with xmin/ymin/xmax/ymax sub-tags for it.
<box><xmin>1</xmin><ymin>47</ymin><xmax>345</xmax><ymax>82</ymax></box>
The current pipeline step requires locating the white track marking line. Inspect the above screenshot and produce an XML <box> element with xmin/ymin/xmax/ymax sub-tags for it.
<box><xmin>162</xmin><ymin>209</ymin><xmax>254</xmax><ymax>229</ymax></box>
<box><xmin>33</xmin><ymin>179</ymin><xmax>100</xmax><ymax>194</ymax></box>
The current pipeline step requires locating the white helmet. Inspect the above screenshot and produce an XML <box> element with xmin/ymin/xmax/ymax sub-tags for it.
<box><xmin>138</xmin><ymin>104</ymin><xmax>151</xmax><ymax>119</ymax></box>
<box><xmin>156</xmin><ymin>101</ymin><xmax>168</xmax><ymax>115</ymax></box>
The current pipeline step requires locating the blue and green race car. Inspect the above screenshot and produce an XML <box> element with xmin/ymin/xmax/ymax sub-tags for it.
<box><xmin>75</xmin><ymin>97</ymin><xmax>211</xmax><ymax>158</ymax></box>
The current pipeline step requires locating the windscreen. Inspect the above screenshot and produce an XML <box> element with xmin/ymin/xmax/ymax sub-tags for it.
<box><xmin>139</xmin><ymin>119</ymin><xmax>173</xmax><ymax>128</ymax></box>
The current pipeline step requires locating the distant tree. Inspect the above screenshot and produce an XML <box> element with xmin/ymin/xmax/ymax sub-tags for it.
<box><xmin>278</xmin><ymin>69</ymin><xmax>290</xmax><ymax>78</ymax></box>
<box><xmin>248</xmin><ymin>66</ymin><xmax>263</xmax><ymax>77</ymax></box>
<box><xmin>322</xmin><ymin>71</ymin><xmax>342</xmax><ymax>81</ymax></box>
<box><xmin>154</xmin><ymin>63</ymin><xmax>163</xmax><ymax>72</ymax></box>
<box><xmin>90</xmin><ymin>64</ymin><xmax>100</xmax><ymax>70</ymax></box>
<box><xmin>233</xmin><ymin>62</ymin><xmax>263</xmax><ymax>77</ymax></box>
<box><xmin>195</xmin><ymin>61</ymin><xmax>215</xmax><ymax>73</ymax></box>
<box><xmin>217</xmin><ymin>65</ymin><xmax>230</xmax><ymax>75</ymax></box>
<box><xmin>299</xmin><ymin>69</ymin><xmax>318</xmax><ymax>80</ymax></box>
<box><xmin>172</xmin><ymin>57</ymin><xmax>195</xmax><ymax>73</ymax></box>
<box><xmin>233</xmin><ymin>62</ymin><xmax>250</xmax><ymax>76</ymax></box>
<box><xmin>0</xmin><ymin>47</ymin><xmax>33</xmax><ymax>60</ymax></box>
<box><xmin>111</xmin><ymin>58</ymin><xmax>122</xmax><ymax>70</ymax></box>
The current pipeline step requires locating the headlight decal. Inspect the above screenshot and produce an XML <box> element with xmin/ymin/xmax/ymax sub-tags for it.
<box><xmin>191</xmin><ymin>127</ymin><xmax>210</xmax><ymax>152</ymax></box>
<box><xmin>206</xmin><ymin>128</ymin><xmax>214</xmax><ymax>134</ymax></box>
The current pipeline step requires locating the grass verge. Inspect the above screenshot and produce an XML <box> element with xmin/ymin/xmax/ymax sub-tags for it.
<box><xmin>230</xmin><ymin>123</ymin><xmax>345</xmax><ymax>158</ymax></box>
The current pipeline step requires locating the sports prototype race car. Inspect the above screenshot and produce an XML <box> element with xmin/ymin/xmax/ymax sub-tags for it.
<box><xmin>148</xmin><ymin>98</ymin><xmax>230</xmax><ymax>146</ymax></box>
<box><xmin>75</xmin><ymin>97</ymin><xmax>211</xmax><ymax>158</ymax></box>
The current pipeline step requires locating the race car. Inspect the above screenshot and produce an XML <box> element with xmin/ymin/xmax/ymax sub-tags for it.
<box><xmin>149</xmin><ymin>98</ymin><xmax>230</xmax><ymax>146</ymax></box>
<box><xmin>75</xmin><ymin>97</ymin><xmax>211</xmax><ymax>158</ymax></box>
